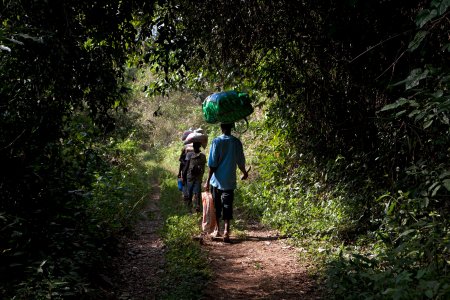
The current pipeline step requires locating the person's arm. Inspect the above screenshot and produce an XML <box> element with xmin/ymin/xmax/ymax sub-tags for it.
<box><xmin>178</xmin><ymin>153</ymin><xmax>185</xmax><ymax>177</ymax></box>
<box><xmin>204</xmin><ymin>139</ymin><xmax>219</xmax><ymax>191</ymax></box>
<box><xmin>204</xmin><ymin>166</ymin><xmax>217</xmax><ymax>191</ymax></box>
<box><xmin>236</xmin><ymin>139</ymin><xmax>249</xmax><ymax>180</ymax></box>
<box><xmin>182</xmin><ymin>159</ymin><xmax>190</xmax><ymax>184</ymax></box>
<box><xmin>238</xmin><ymin>165</ymin><xmax>251</xmax><ymax>180</ymax></box>
<box><xmin>178</xmin><ymin>162</ymin><xmax>183</xmax><ymax>178</ymax></box>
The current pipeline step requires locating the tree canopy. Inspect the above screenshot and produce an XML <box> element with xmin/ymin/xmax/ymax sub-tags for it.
<box><xmin>1</xmin><ymin>0</ymin><xmax>449</xmax><ymax>298</ymax></box>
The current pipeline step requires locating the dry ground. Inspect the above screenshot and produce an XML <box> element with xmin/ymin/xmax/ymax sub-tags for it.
<box><xmin>109</xmin><ymin>183</ymin><xmax>323</xmax><ymax>299</ymax></box>
<box><xmin>201</xmin><ymin>222</ymin><xmax>322</xmax><ymax>300</ymax></box>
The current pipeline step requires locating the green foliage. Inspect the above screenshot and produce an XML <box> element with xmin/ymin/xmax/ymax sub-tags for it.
<box><xmin>148</xmin><ymin>1</ymin><xmax>448</xmax><ymax>299</ymax></box>
<box><xmin>89</xmin><ymin>138</ymin><xmax>152</xmax><ymax>233</ymax></box>
<box><xmin>323</xmin><ymin>1</ymin><xmax>450</xmax><ymax>298</ymax></box>
<box><xmin>2</xmin><ymin>0</ymin><xmax>449</xmax><ymax>299</ymax></box>
<box><xmin>0</xmin><ymin>109</ymin><xmax>155</xmax><ymax>298</ymax></box>
<box><xmin>1</xmin><ymin>1</ymin><xmax>159</xmax><ymax>298</ymax></box>
<box><xmin>158</xmin><ymin>158</ymin><xmax>210</xmax><ymax>300</ymax></box>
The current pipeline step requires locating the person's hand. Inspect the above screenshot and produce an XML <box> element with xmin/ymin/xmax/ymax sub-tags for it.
<box><xmin>241</xmin><ymin>166</ymin><xmax>251</xmax><ymax>180</ymax></box>
<box><xmin>203</xmin><ymin>181</ymin><xmax>210</xmax><ymax>191</ymax></box>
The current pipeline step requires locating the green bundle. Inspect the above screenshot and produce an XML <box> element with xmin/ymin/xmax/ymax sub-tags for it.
<box><xmin>202</xmin><ymin>91</ymin><xmax>254</xmax><ymax>124</ymax></box>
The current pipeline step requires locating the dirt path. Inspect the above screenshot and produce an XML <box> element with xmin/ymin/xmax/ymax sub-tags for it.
<box><xmin>110</xmin><ymin>182</ymin><xmax>165</xmax><ymax>299</ymax></box>
<box><xmin>109</xmin><ymin>183</ymin><xmax>322</xmax><ymax>299</ymax></box>
<box><xmin>201</xmin><ymin>221</ymin><xmax>322</xmax><ymax>300</ymax></box>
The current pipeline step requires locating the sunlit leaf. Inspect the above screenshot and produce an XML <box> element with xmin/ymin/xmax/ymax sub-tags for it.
<box><xmin>408</xmin><ymin>31</ymin><xmax>428</xmax><ymax>52</ymax></box>
<box><xmin>443</xmin><ymin>179</ymin><xmax>450</xmax><ymax>191</ymax></box>
<box><xmin>416</xmin><ymin>9</ymin><xmax>438</xmax><ymax>28</ymax></box>
<box><xmin>423</xmin><ymin>119</ymin><xmax>433</xmax><ymax>129</ymax></box>
<box><xmin>380</xmin><ymin>98</ymin><xmax>410</xmax><ymax>111</ymax></box>
<box><xmin>431</xmin><ymin>184</ymin><xmax>441</xmax><ymax>197</ymax></box>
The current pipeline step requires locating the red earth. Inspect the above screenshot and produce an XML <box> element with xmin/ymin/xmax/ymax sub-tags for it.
<box><xmin>107</xmin><ymin>183</ymin><xmax>323</xmax><ymax>299</ymax></box>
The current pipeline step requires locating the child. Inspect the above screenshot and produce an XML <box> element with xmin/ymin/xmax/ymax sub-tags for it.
<box><xmin>182</xmin><ymin>142</ymin><xmax>206</xmax><ymax>212</ymax></box>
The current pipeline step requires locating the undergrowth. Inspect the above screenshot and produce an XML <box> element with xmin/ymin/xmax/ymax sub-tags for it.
<box><xmin>237</xmin><ymin>113</ymin><xmax>450</xmax><ymax>300</ymax></box>
<box><xmin>156</xmin><ymin>145</ymin><xmax>211</xmax><ymax>299</ymax></box>
<box><xmin>0</xmin><ymin>120</ymin><xmax>154</xmax><ymax>299</ymax></box>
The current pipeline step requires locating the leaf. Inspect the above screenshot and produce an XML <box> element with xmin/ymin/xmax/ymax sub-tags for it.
<box><xmin>386</xmin><ymin>200</ymin><xmax>397</xmax><ymax>215</ymax></box>
<box><xmin>438</xmin><ymin>171</ymin><xmax>450</xmax><ymax>179</ymax></box>
<box><xmin>406</xmin><ymin>69</ymin><xmax>429</xmax><ymax>90</ymax></box>
<box><xmin>15</xmin><ymin>33</ymin><xmax>44</xmax><ymax>44</ymax></box>
<box><xmin>428</xmin><ymin>181</ymin><xmax>439</xmax><ymax>192</ymax></box>
<box><xmin>0</xmin><ymin>45</ymin><xmax>11</xmax><ymax>52</ymax></box>
<box><xmin>431</xmin><ymin>184</ymin><xmax>441</xmax><ymax>197</ymax></box>
<box><xmin>423</xmin><ymin>119</ymin><xmax>433</xmax><ymax>129</ymax></box>
<box><xmin>395</xmin><ymin>110</ymin><xmax>407</xmax><ymax>117</ymax></box>
<box><xmin>408</xmin><ymin>109</ymin><xmax>421</xmax><ymax>118</ymax></box>
<box><xmin>416</xmin><ymin>9</ymin><xmax>438</xmax><ymax>28</ymax></box>
<box><xmin>408</xmin><ymin>31</ymin><xmax>428</xmax><ymax>52</ymax></box>
<box><xmin>436</xmin><ymin>0</ymin><xmax>450</xmax><ymax>15</ymax></box>
<box><xmin>380</xmin><ymin>98</ymin><xmax>410</xmax><ymax>111</ymax></box>
<box><xmin>415</xmin><ymin>111</ymin><xmax>427</xmax><ymax>122</ymax></box>
<box><xmin>37</xmin><ymin>260</ymin><xmax>47</xmax><ymax>273</ymax></box>
<box><xmin>421</xmin><ymin>197</ymin><xmax>430</xmax><ymax>208</ymax></box>
<box><xmin>416</xmin><ymin>269</ymin><xmax>426</xmax><ymax>279</ymax></box>
<box><xmin>442</xmin><ymin>43</ymin><xmax>450</xmax><ymax>52</ymax></box>
<box><xmin>432</xmin><ymin>90</ymin><xmax>444</xmax><ymax>98</ymax></box>
<box><xmin>6</xmin><ymin>37</ymin><xmax>24</xmax><ymax>45</ymax></box>
<box><xmin>443</xmin><ymin>179</ymin><xmax>450</xmax><ymax>191</ymax></box>
<box><xmin>399</xmin><ymin>229</ymin><xmax>415</xmax><ymax>238</ymax></box>
<box><xmin>391</xmin><ymin>69</ymin><xmax>429</xmax><ymax>90</ymax></box>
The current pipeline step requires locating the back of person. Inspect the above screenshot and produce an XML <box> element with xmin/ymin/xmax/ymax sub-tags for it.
<box><xmin>209</xmin><ymin>134</ymin><xmax>245</xmax><ymax>191</ymax></box>
<box><xmin>186</xmin><ymin>152</ymin><xmax>206</xmax><ymax>182</ymax></box>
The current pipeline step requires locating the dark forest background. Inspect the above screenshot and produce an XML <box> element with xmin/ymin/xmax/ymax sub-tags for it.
<box><xmin>1</xmin><ymin>0</ymin><xmax>449</xmax><ymax>298</ymax></box>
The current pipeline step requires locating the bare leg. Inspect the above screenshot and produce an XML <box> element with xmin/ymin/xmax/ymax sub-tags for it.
<box><xmin>215</xmin><ymin>220</ymin><xmax>220</xmax><ymax>233</ymax></box>
<box><xmin>212</xmin><ymin>220</ymin><xmax>221</xmax><ymax>237</ymax></box>
<box><xmin>223</xmin><ymin>220</ymin><xmax>231</xmax><ymax>242</ymax></box>
<box><xmin>224</xmin><ymin>220</ymin><xmax>230</xmax><ymax>235</ymax></box>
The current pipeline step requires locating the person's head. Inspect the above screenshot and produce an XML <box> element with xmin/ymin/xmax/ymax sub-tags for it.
<box><xmin>193</xmin><ymin>142</ymin><xmax>202</xmax><ymax>152</ymax></box>
<box><xmin>220</xmin><ymin>123</ymin><xmax>234</xmax><ymax>135</ymax></box>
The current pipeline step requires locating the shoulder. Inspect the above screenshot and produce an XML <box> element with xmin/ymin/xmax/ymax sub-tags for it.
<box><xmin>229</xmin><ymin>135</ymin><xmax>243</xmax><ymax>146</ymax></box>
<box><xmin>212</xmin><ymin>135</ymin><xmax>223</xmax><ymax>143</ymax></box>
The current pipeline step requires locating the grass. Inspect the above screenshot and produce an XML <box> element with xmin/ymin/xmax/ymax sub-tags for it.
<box><xmin>151</xmin><ymin>146</ymin><xmax>211</xmax><ymax>299</ymax></box>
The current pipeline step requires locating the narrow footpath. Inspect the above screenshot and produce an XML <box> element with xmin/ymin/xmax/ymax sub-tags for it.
<box><xmin>201</xmin><ymin>221</ymin><xmax>322</xmax><ymax>300</ymax></box>
<box><xmin>109</xmin><ymin>183</ymin><xmax>322</xmax><ymax>299</ymax></box>
<box><xmin>110</xmin><ymin>182</ymin><xmax>165</xmax><ymax>299</ymax></box>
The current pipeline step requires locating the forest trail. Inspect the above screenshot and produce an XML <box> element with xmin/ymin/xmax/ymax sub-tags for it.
<box><xmin>109</xmin><ymin>182</ymin><xmax>165</xmax><ymax>299</ymax></box>
<box><xmin>109</xmin><ymin>182</ymin><xmax>322</xmax><ymax>299</ymax></box>
<box><xmin>201</xmin><ymin>222</ymin><xmax>322</xmax><ymax>300</ymax></box>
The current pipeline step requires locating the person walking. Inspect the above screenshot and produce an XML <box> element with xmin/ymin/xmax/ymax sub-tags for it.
<box><xmin>204</xmin><ymin>123</ymin><xmax>249</xmax><ymax>243</ymax></box>
<box><xmin>183</xmin><ymin>141</ymin><xmax>207</xmax><ymax>212</ymax></box>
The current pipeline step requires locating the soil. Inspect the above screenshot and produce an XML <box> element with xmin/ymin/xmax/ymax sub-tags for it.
<box><xmin>108</xmin><ymin>182</ymin><xmax>165</xmax><ymax>299</ymax></box>
<box><xmin>108</xmin><ymin>183</ymin><xmax>323</xmax><ymax>299</ymax></box>
<box><xmin>201</xmin><ymin>223</ymin><xmax>322</xmax><ymax>300</ymax></box>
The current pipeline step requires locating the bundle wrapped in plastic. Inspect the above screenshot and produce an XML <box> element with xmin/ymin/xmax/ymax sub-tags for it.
<box><xmin>181</xmin><ymin>128</ymin><xmax>194</xmax><ymax>141</ymax></box>
<box><xmin>184</xmin><ymin>131</ymin><xmax>208</xmax><ymax>148</ymax></box>
<box><xmin>194</xmin><ymin>128</ymin><xmax>204</xmax><ymax>134</ymax></box>
<box><xmin>202</xmin><ymin>90</ymin><xmax>253</xmax><ymax>124</ymax></box>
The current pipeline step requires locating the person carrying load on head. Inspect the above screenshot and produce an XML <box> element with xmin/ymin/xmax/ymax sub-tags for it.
<box><xmin>204</xmin><ymin>123</ymin><xmax>250</xmax><ymax>243</ymax></box>
<box><xmin>183</xmin><ymin>129</ymin><xmax>208</xmax><ymax>212</ymax></box>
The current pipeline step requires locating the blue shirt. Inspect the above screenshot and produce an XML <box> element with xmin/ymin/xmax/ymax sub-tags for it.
<box><xmin>208</xmin><ymin>134</ymin><xmax>245</xmax><ymax>190</ymax></box>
